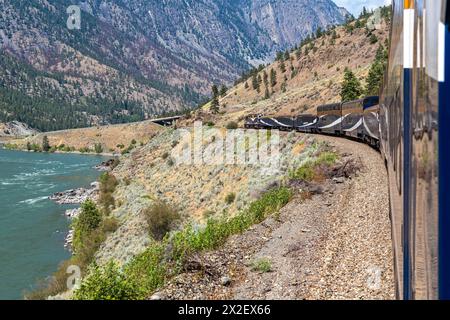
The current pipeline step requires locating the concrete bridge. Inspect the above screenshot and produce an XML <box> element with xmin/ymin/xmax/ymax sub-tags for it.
<box><xmin>150</xmin><ymin>115</ymin><xmax>182</xmax><ymax>126</ymax></box>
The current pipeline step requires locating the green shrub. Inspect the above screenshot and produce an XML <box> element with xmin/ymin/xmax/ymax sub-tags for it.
<box><xmin>226</xmin><ymin>121</ymin><xmax>238</xmax><ymax>130</ymax></box>
<box><xmin>121</xmin><ymin>144</ymin><xmax>135</xmax><ymax>155</ymax></box>
<box><xmin>28</xmin><ymin>202</ymin><xmax>121</xmax><ymax>299</ymax></box>
<box><xmin>291</xmin><ymin>161</ymin><xmax>315</xmax><ymax>181</ymax></box>
<box><xmin>72</xmin><ymin>187</ymin><xmax>292</xmax><ymax>300</ymax></box>
<box><xmin>251</xmin><ymin>258</ymin><xmax>272</xmax><ymax>273</ymax></box>
<box><xmin>4</xmin><ymin>143</ymin><xmax>19</xmax><ymax>150</ymax></box>
<box><xmin>74</xmin><ymin>262</ymin><xmax>141</xmax><ymax>300</ymax></box>
<box><xmin>291</xmin><ymin>151</ymin><xmax>339</xmax><ymax>181</ymax></box>
<box><xmin>316</xmin><ymin>152</ymin><xmax>338</xmax><ymax>166</ymax></box>
<box><xmin>94</xmin><ymin>143</ymin><xmax>103</xmax><ymax>154</ymax></box>
<box><xmin>73</xmin><ymin>200</ymin><xmax>102</xmax><ymax>251</ymax></box>
<box><xmin>124</xmin><ymin>244</ymin><xmax>168</xmax><ymax>296</ymax></box>
<box><xmin>369</xmin><ymin>33</ymin><xmax>378</xmax><ymax>44</ymax></box>
<box><xmin>161</xmin><ymin>152</ymin><xmax>169</xmax><ymax>160</ymax></box>
<box><xmin>225</xmin><ymin>193</ymin><xmax>236</xmax><ymax>205</ymax></box>
<box><xmin>98</xmin><ymin>173</ymin><xmax>119</xmax><ymax>214</ymax></box>
<box><xmin>79</xmin><ymin>147</ymin><xmax>91</xmax><ymax>153</ymax></box>
<box><xmin>144</xmin><ymin>201</ymin><xmax>180</xmax><ymax>241</ymax></box>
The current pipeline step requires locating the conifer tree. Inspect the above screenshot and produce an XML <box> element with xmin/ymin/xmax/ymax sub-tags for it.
<box><xmin>252</xmin><ymin>74</ymin><xmax>259</xmax><ymax>91</ymax></box>
<box><xmin>42</xmin><ymin>135</ymin><xmax>50</xmax><ymax>152</ymax></box>
<box><xmin>220</xmin><ymin>85</ymin><xmax>228</xmax><ymax>97</ymax></box>
<box><xmin>210</xmin><ymin>85</ymin><xmax>220</xmax><ymax>113</ymax></box>
<box><xmin>280</xmin><ymin>60</ymin><xmax>286</xmax><ymax>73</ymax></box>
<box><xmin>365</xmin><ymin>45</ymin><xmax>388</xmax><ymax>95</ymax></box>
<box><xmin>263</xmin><ymin>71</ymin><xmax>269</xmax><ymax>87</ymax></box>
<box><xmin>270</xmin><ymin>69</ymin><xmax>277</xmax><ymax>87</ymax></box>
<box><xmin>341</xmin><ymin>68</ymin><xmax>363</xmax><ymax>102</ymax></box>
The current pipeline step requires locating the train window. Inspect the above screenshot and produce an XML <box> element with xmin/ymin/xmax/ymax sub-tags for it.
<box><xmin>363</xmin><ymin>96</ymin><xmax>380</xmax><ymax>109</ymax></box>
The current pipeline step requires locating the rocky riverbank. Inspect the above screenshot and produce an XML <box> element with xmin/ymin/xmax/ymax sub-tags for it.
<box><xmin>48</xmin><ymin>182</ymin><xmax>100</xmax><ymax>250</ymax></box>
<box><xmin>49</xmin><ymin>182</ymin><xmax>99</xmax><ymax>205</ymax></box>
<box><xmin>48</xmin><ymin>163</ymin><xmax>107</xmax><ymax>250</ymax></box>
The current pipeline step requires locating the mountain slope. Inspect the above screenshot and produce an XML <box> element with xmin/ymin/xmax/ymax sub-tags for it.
<box><xmin>186</xmin><ymin>13</ymin><xmax>389</xmax><ymax>127</ymax></box>
<box><xmin>241</xmin><ymin>0</ymin><xmax>350</xmax><ymax>48</ymax></box>
<box><xmin>0</xmin><ymin>0</ymin><xmax>349</xmax><ymax>131</ymax></box>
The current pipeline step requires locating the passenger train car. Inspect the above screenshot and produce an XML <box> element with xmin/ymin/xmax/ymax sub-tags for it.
<box><xmin>243</xmin><ymin>0</ymin><xmax>450</xmax><ymax>299</ymax></box>
<box><xmin>316</xmin><ymin>103</ymin><xmax>342</xmax><ymax>135</ymax></box>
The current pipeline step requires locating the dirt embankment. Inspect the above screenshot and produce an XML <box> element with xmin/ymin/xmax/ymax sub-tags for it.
<box><xmin>152</xmin><ymin>135</ymin><xmax>395</xmax><ymax>300</ymax></box>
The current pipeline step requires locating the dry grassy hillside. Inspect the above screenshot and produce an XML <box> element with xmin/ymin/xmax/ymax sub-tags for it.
<box><xmin>185</xmin><ymin>16</ymin><xmax>389</xmax><ymax>127</ymax></box>
<box><xmin>10</xmin><ymin>121</ymin><xmax>163</xmax><ymax>154</ymax></box>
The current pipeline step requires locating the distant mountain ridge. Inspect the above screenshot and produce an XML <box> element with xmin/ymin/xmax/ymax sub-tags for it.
<box><xmin>0</xmin><ymin>0</ymin><xmax>349</xmax><ymax>131</ymax></box>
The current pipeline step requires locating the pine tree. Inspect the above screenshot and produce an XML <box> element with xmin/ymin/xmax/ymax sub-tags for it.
<box><xmin>263</xmin><ymin>71</ymin><xmax>269</xmax><ymax>87</ymax></box>
<box><xmin>264</xmin><ymin>87</ymin><xmax>270</xmax><ymax>99</ymax></box>
<box><xmin>220</xmin><ymin>85</ymin><xmax>228</xmax><ymax>97</ymax></box>
<box><xmin>365</xmin><ymin>45</ymin><xmax>388</xmax><ymax>95</ymax></box>
<box><xmin>210</xmin><ymin>85</ymin><xmax>220</xmax><ymax>113</ymax></box>
<box><xmin>341</xmin><ymin>68</ymin><xmax>363</xmax><ymax>102</ymax></box>
<box><xmin>212</xmin><ymin>85</ymin><xmax>219</xmax><ymax>99</ymax></box>
<box><xmin>252</xmin><ymin>74</ymin><xmax>259</xmax><ymax>91</ymax></box>
<box><xmin>270</xmin><ymin>69</ymin><xmax>277</xmax><ymax>87</ymax></box>
<box><xmin>276</xmin><ymin>51</ymin><xmax>284</xmax><ymax>61</ymax></box>
<box><xmin>280</xmin><ymin>60</ymin><xmax>286</xmax><ymax>73</ymax></box>
<box><xmin>42</xmin><ymin>135</ymin><xmax>50</xmax><ymax>152</ymax></box>
<box><xmin>316</xmin><ymin>27</ymin><xmax>323</xmax><ymax>38</ymax></box>
<box><xmin>210</xmin><ymin>98</ymin><xmax>219</xmax><ymax>114</ymax></box>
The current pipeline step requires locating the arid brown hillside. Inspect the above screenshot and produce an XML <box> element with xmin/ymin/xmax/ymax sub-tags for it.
<box><xmin>9</xmin><ymin>120</ymin><xmax>163</xmax><ymax>154</ymax></box>
<box><xmin>185</xmin><ymin>16</ymin><xmax>389</xmax><ymax>127</ymax></box>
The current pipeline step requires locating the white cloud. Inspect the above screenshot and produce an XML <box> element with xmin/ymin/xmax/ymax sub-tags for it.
<box><xmin>333</xmin><ymin>0</ymin><xmax>391</xmax><ymax>17</ymax></box>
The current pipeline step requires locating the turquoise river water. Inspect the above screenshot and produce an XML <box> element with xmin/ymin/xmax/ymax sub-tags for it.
<box><xmin>0</xmin><ymin>148</ymin><xmax>106</xmax><ymax>299</ymax></box>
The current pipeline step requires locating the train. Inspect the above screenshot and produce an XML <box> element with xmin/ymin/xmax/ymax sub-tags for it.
<box><xmin>244</xmin><ymin>0</ymin><xmax>450</xmax><ymax>300</ymax></box>
<box><xmin>244</xmin><ymin>96</ymin><xmax>381</xmax><ymax>147</ymax></box>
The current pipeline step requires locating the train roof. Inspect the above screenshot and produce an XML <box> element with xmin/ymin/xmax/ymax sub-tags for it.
<box><xmin>362</xmin><ymin>96</ymin><xmax>379</xmax><ymax>109</ymax></box>
<box><xmin>317</xmin><ymin>102</ymin><xmax>341</xmax><ymax>111</ymax></box>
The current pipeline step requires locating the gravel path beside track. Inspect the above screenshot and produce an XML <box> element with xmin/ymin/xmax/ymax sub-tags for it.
<box><xmin>155</xmin><ymin>135</ymin><xmax>395</xmax><ymax>300</ymax></box>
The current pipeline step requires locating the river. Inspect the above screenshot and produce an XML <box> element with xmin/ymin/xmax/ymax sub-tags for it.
<box><xmin>0</xmin><ymin>149</ymin><xmax>107</xmax><ymax>300</ymax></box>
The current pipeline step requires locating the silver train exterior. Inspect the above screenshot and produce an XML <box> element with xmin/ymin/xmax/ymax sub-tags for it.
<box><xmin>341</xmin><ymin>96</ymin><xmax>380</xmax><ymax>141</ymax></box>
<box><xmin>316</xmin><ymin>103</ymin><xmax>342</xmax><ymax>135</ymax></box>
<box><xmin>244</xmin><ymin>1</ymin><xmax>450</xmax><ymax>299</ymax></box>
<box><xmin>379</xmin><ymin>0</ymin><xmax>449</xmax><ymax>300</ymax></box>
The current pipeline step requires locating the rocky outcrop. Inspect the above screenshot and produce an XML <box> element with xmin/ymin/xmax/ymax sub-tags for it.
<box><xmin>242</xmin><ymin>0</ymin><xmax>350</xmax><ymax>49</ymax></box>
<box><xmin>0</xmin><ymin>121</ymin><xmax>37</xmax><ymax>137</ymax></box>
<box><xmin>49</xmin><ymin>182</ymin><xmax>100</xmax><ymax>205</ymax></box>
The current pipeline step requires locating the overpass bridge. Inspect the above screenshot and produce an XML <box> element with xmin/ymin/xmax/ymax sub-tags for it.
<box><xmin>150</xmin><ymin>115</ymin><xmax>182</xmax><ymax>126</ymax></box>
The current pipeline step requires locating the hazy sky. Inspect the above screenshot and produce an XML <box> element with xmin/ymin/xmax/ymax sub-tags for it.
<box><xmin>333</xmin><ymin>0</ymin><xmax>391</xmax><ymax>17</ymax></box>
